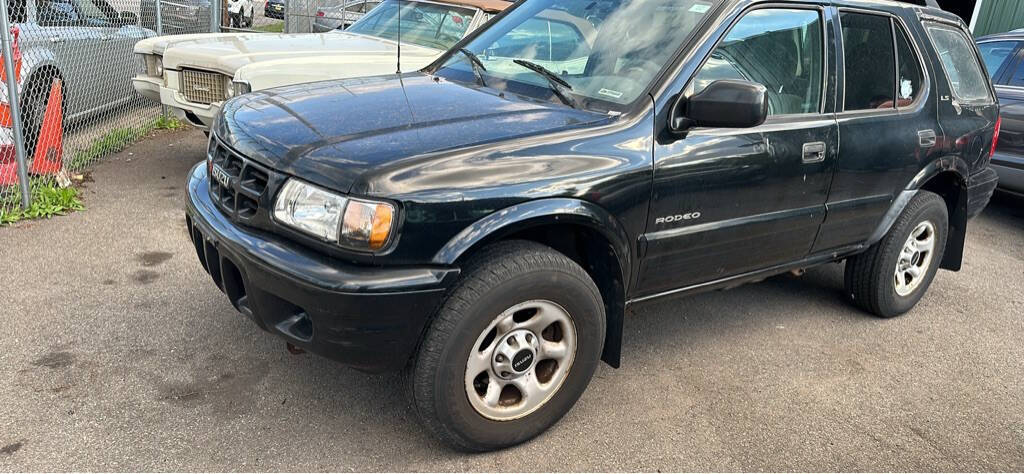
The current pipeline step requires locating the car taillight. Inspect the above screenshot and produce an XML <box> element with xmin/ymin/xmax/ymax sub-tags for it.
<box><xmin>317</xmin><ymin>10</ymin><xmax>324</xmax><ymax>16</ymax></box>
<box><xmin>990</xmin><ymin>116</ymin><xmax>1001</xmax><ymax>159</ymax></box>
<box><xmin>0</xmin><ymin>26</ymin><xmax>22</xmax><ymax>84</ymax></box>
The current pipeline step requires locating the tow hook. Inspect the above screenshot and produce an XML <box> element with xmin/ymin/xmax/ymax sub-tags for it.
<box><xmin>286</xmin><ymin>343</ymin><xmax>305</xmax><ymax>355</ymax></box>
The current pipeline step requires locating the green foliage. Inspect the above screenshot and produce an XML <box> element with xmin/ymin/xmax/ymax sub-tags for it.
<box><xmin>152</xmin><ymin>115</ymin><xmax>187</xmax><ymax>131</ymax></box>
<box><xmin>1</xmin><ymin>183</ymin><xmax>83</xmax><ymax>225</ymax></box>
<box><xmin>68</xmin><ymin>115</ymin><xmax>187</xmax><ymax>170</ymax></box>
<box><xmin>254</xmin><ymin>22</ymin><xmax>284</xmax><ymax>33</ymax></box>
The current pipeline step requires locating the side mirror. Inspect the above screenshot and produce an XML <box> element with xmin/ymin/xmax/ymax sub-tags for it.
<box><xmin>118</xmin><ymin>11</ymin><xmax>139</xmax><ymax>26</ymax></box>
<box><xmin>669</xmin><ymin>79</ymin><xmax>768</xmax><ymax>133</ymax></box>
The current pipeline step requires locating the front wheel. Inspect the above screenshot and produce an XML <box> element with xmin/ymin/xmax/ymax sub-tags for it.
<box><xmin>409</xmin><ymin>240</ymin><xmax>605</xmax><ymax>451</ymax></box>
<box><xmin>844</xmin><ymin>190</ymin><xmax>949</xmax><ymax>317</ymax></box>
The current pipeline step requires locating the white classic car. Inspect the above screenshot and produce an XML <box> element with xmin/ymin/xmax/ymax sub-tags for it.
<box><xmin>132</xmin><ymin>0</ymin><xmax>510</xmax><ymax>129</ymax></box>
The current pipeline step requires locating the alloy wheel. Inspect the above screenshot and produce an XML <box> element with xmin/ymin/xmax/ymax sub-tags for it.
<box><xmin>894</xmin><ymin>220</ymin><xmax>936</xmax><ymax>296</ymax></box>
<box><xmin>464</xmin><ymin>300</ymin><xmax>577</xmax><ymax>421</ymax></box>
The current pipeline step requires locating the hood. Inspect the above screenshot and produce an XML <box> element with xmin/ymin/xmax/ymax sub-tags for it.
<box><xmin>160</xmin><ymin>31</ymin><xmax>440</xmax><ymax>75</ymax></box>
<box><xmin>134</xmin><ymin>32</ymin><xmax>248</xmax><ymax>55</ymax></box>
<box><xmin>215</xmin><ymin>73</ymin><xmax>610</xmax><ymax>195</ymax></box>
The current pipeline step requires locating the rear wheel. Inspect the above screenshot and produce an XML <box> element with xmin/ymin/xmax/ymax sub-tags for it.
<box><xmin>409</xmin><ymin>240</ymin><xmax>605</xmax><ymax>451</ymax></box>
<box><xmin>844</xmin><ymin>191</ymin><xmax>948</xmax><ymax>317</ymax></box>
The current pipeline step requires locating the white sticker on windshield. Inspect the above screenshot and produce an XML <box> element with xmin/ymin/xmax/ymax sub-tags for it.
<box><xmin>598</xmin><ymin>88</ymin><xmax>624</xmax><ymax>99</ymax></box>
<box><xmin>689</xmin><ymin>3</ymin><xmax>711</xmax><ymax>13</ymax></box>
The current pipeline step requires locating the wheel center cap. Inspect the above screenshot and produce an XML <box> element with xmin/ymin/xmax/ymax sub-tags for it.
<box><xmin>511</xmin><ymin>349</ymin><xmax>535</xmax><ymax>373</ymax></box>
<box><xmin>491</xmin><ymin>328</ymin><xmax>540</xmax><ymax>379</ymax></box>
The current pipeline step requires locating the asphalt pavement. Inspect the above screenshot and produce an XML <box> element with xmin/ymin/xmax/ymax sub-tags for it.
<box><xmin>1</xmin><ymin>128</ymin><xmax>1022</xmax><ymax>471</ymax></box>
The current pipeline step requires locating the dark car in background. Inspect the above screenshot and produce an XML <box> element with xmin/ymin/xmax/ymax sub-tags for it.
<box><xmin>187</xmin><ymin>0</ymin><xmax>999</xmax><ymax>451</ymax></box>
<box><xmin>977</xmin><ymin>31</ymin><xmax>1024</xmax><ymax>195</ymax></box>
<box><xmin>264</xmin><ymin>0</ymin><xmax>284</xmax><ymax>19</ymax></box>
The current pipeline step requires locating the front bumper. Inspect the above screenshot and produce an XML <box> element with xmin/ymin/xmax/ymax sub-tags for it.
<box><xmin>185</xmin><ymin>163</ymin><xmax>457</xmax><ymax>372</ymax></box>
<box><xmin>132</xmin><ymin>75</ymin><xmax>162</xmax><ymax>102</ymax></box>
<box><xmin>967</xmin><ymin>166</ymin><xmax>999</xmax><ymax>218</ymax></box>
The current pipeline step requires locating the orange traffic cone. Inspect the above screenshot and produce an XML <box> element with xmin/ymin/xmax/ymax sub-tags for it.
<box><xmin>28</xmin><ymin>78</ymin><xmax>63</xmax><ymax>175</ymax></box>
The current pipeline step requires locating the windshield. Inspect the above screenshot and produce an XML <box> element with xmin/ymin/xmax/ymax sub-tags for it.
<box><xmin>346</xmin><ymin>0</ymin><xmax>477</xmax><ymax>51</ymax></box>
<box><xmin>435</xmin><ymin>0</ymin><xmax>718</xmax><ymax>111</ymax></box>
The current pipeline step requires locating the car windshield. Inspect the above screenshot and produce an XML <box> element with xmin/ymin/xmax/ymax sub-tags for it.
<box><xmin>346</xmin><ymin>0</ymin><xmax>477</xmax><ymax>51</ymax></box>
<box><xmin>435</xmin><ymin>0</ymin><xmax>718</xmax><ymax>111</ymax></box>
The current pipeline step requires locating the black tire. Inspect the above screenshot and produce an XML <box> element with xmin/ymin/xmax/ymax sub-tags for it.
<box><xmin>844</xmin><ymin>191</ymin><xmax>948</xmax><ymax>317</ymax></box>
<box><xmin>409</xmin><ymin>240</ymin><xmax>606</xmax><ymax>451</ymax></box>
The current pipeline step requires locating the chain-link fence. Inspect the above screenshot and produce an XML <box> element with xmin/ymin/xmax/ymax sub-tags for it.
<box><xmin>0</xmin><ymin>0</ymin><xmax>373</xmax><ymax>217</ymax></box>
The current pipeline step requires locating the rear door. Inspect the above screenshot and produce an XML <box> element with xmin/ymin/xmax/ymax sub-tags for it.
<box><xmin>640</xmin><ymin>5</ymin><xmax>837</xmax><ymax>295</ymax></box>
<box><xmin>812</xmin><ymin>8</ymin><xmax>940</xmax><ymax>252</ymax></box>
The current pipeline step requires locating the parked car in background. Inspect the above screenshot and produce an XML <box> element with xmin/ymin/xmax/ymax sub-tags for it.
<box><xmin>226</xmin><ymin>0</ymin><xmax>254</xmax><ymax>27</ymax></box>
<box><xmin>978</xmin><ymin>31</ymin><xmax>1024</xmax><ymax>195</ymax></box>
<box><xmin>186</xmin><ymin>0</ymin><xmax>999</xmax><ymax>451</ymax></box>
<box><xmin>312</xmin><ymin>0</ymin><xmax>379</xmax><ymax>32</ymax></box>
<box><xmin>263</xmin><ymin>0</ymin><xmax>284</xmax><ymax>19</ymax></box>
<box><xmin>132</xmin><ymin>0</ymin><xmax>510</xmax><ymax>129</ymax></box>
<box><xmin>140</xmin><ymin>0</ymin><xmax>211</xmax><ymax>34</ymax></box>
<box><xmin>0</xmin><ymin>0</ymin><xmax>155</xmax><ymax>157</ymax></box>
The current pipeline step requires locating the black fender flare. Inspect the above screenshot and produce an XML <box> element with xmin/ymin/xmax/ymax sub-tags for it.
<box><xmin>431</xmin><ymin>197</ymin><xmax>633</xmax><ymax>367</ymax></box>
<box><xmin>866</xmin><ymin>157</ymin><xmax>970</xmax><ymax>270</ymax></box>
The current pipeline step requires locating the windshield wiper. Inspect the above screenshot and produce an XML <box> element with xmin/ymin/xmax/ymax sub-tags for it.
<box><xmin>457</xmin><ymin>48</ymin><xmax>487</xmax><ymax>87</ymax></box>
<box><xmin>513</xmin><ymin>58</ymin><xmax>578</xmax><ymax>108</ymax></box>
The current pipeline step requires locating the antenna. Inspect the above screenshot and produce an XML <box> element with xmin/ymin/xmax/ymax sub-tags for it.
<box><xmin>396</xmin><ymin>0</ymin><xmax>402</xmax><ymax>73</ymax></box>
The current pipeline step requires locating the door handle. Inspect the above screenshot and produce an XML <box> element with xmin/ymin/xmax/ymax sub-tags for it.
<box><xmin>918</xmin><ymin>129</ymin><xmax>937</xmax><ymax>148</ymax></box>
<box><xmin>802</xmin><ymin>141</ymin><xmax>826</xmax><ymax>163</ymax></box>
<box><xmin>49</xmin><ymin>36</ymin><xmax>65</xmax><ymax>43</ymax></box>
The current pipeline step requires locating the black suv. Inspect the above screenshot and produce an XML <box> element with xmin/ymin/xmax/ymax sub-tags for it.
<box><xmin>185</xmin><ymin>0</ymin><xmax>999</xmax><ymax>451</ymax></box>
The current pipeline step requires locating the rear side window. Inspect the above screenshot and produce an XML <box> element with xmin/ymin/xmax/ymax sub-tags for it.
<box><xmin>841</xmin><ymin>12</ymin><xmax>895</xmax><ymax>111</ymax></box>
<box><xmin>895</xmin><ymin>23</ymin><xmax>924</xmax><ymax>106</ymax></box>
<box><xmin>977</xmin><ymin>41</ymin><xmax>1019</xmax><ymax>81</ymax></box>
<box><xmin>926</xmin><ymin>24</ymin><xmax>993</xmax><ymax>102</ymax></box>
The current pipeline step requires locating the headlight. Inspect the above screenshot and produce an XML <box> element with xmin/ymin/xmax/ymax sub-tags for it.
<box><xmin>144</xmin><ymin>54</ymin><xmax>163</xmax><ymax>77</ymax></box>
<box><xmin>273</xmin><ymin>178</ymin><xmax>396</xmax><ymax>251</ymax></box>
<box><xmin>230</xmin><ymin>80</ymin><xmax>251</xmax><ymax>97</ymax></box>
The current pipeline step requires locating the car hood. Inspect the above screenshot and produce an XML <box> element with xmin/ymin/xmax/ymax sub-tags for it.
<box><xmin>154</xmin><ymin>32</ymin><xmax>440</xmax><ymax>75</ymax></box>
<box><xmin>215</xmin><ymin>73</ymin><xmax>611</xmax><ymax>195</ymax></box>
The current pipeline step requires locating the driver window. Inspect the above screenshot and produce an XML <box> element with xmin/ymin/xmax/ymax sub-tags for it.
<box><xmin>690</xmin><ymin>8</ymin><xmax>824</xmax><ymax>116</ymax></box>
<box><xmin>74</xmin><ymin>0</ymin><xmax>114</xmax><ymax>25</ymax></box>
<box><xmin>36</xmin><ymin>0</ymin><xmax>81</xmax><ymax>25</ymax></box>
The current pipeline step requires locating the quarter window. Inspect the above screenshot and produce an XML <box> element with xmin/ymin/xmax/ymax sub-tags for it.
<box><xmin>977</xmin><ymin>41</ymin><xmax>1019</xmax><ymax>81</ymax></box>
<box><xmin>841</xmin><ymin>12</ymin><xmax>895</xmax><ymax>111</ymax></box>
<box><xmin>690</xmin><ymin>8</ymin><xmax>824</xmax><ymax>116</ymax></box>
<box><xmin>926</xmin><ymin>24</ymin><xmax>992</xmax><ymax>102</ymax></box>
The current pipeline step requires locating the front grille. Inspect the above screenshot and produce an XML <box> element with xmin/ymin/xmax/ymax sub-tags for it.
<box><xmin>208</xmin><ymin>138</ymin><xmax>270</xmax><ymax>222</ymax></box>
<box><xmin>181</xmin><ymin>69</ymin><xmax>228</xmax><ymax>104</ymax></box>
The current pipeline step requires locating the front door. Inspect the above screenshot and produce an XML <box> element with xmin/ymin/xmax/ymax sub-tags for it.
<box><xmin>638</xmin><ymin>5</ymin><xmax>837</xmax><ymax>296</ymax></box>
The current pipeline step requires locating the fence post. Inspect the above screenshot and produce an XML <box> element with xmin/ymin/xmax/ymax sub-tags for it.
<box><xmin>0</xmin><ymin>0</ymin><xmax>30</xmax><ymax>210</ymax></box>
<box><xmin>210</xmin><ymin>0</ymin><xmax>221</xmax><ymax>32</ymax></box>
<box><xmin>156</xmin><ymin>0</ymin><xmax>163</xmax><ymax>35</ymax></box>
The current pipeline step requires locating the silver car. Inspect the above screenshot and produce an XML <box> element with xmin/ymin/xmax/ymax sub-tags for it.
<box><xmin>311</xmin><ymin>0</ymin><xmax>379</xmax><ymax>32</ymax></box>
<box><xmin>1</xmin><ymin>0</ymin><xmax>155</xmax><ymax>154</ymax></box>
